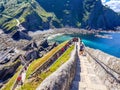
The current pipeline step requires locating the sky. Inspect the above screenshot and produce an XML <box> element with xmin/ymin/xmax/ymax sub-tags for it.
<box><xmin>101</xmin><ymin>0</ymin><xmax>120</xmax><ymax>12</ymax></box>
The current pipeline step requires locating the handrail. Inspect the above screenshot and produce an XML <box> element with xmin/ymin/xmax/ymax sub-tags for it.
<box><xmin>85</xmin><ymin>49</ymin><xmax>120</xmax><ymax>83</ymax></box>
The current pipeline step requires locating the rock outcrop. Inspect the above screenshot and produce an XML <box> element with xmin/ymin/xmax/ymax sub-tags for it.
<box><xmin>39</xmin><ymin>39</ymin><xmax>49</xmax><ymax>48</ymax></box>
<box><xmin>25</xmin><ymin>49</ymin><xmax>39</xmax><ymax>61</ymax></box>
<box><xmin>12</xmin><ymin>31</ymin><xmax>32</xmax><ymax>40</ymax></box>
<box><xmin>0</xmin><ymin>60</ymin><xmax>21</xmax><ymax>82</ymax></box>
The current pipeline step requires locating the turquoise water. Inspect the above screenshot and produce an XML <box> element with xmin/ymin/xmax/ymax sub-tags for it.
<box><xmin>49</xmin><ymin>32</ymin><xmax>120</xmax><ymax>58</ymax></box>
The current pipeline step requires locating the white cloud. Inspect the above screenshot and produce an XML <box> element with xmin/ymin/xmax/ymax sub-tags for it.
<box><xmin>101</xmin><ymin>0</ymin><xmax>107</xmax><ymax>4</ymax></box>
<box><xmin>101</xmin><ymin>0</ymin><xmax>120</xmax><ymax>12</ymax></box>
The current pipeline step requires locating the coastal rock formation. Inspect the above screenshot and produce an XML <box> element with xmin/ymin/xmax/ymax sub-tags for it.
<box><xmin>25</xmin><ymin>50</ymin><xmax>39</xmax><ymax>61</ymax></box>
<box><xmin>22</xmin><ymin>39</ymin><xmax>57</xmax><ymax>61</ymax></box>
<box><xmin>12</xmin><ymin>31</ymin><xmax>32</xmax><ymax>40</ymax></box>
<box><xmin>0</xmin><ymin>0</ymin><xmax>120</xmax><ymax>32</ymax></box>
<box><xmin>39</xmin><ymin>39</ymin><xmax>49</xmax><ymax>48</ymax></box>
<box><xmin>85</xmin><ymin>47</ymin><xmax>120</xmax><ymax>90</ymax></box>
<box><xmin>23</xmin><ymin>41</ymin><xmax>38</xmax><ymax>51</ymax></box>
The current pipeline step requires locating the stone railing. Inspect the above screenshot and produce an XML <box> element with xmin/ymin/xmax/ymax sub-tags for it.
<box><xmin>85</xmin><ymin>47</ymin><xmax>120</xmax><ymax>90</ymax></box>
<box><xmin>36</xmin><ymin>44</ymin><xmax>78</xmax><ymax>90</ymax></box>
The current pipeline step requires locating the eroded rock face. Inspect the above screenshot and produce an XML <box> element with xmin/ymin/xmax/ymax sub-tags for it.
<box><xmin>39</xmin><ymin>39</ymin><xmax>49</xmax><ymax>48</ymax></box>
<box><xmin>0</xmin><ymin>60</ymin><xmax>21</xmax><ymax>81</ymax></box>
<box><xmin>25</xmin><ymin>50</ymin><xmax>39</xmax><ymax>61</ymax></box>
<box><xmin>12</xmin><ymin>31</ymin><xmax>32</xmax><ymax>40</ymax></box>
<box><xmin>86</xmin><ymin>47</ymin><xmax>120</xmax><ymax>90</ymax></box>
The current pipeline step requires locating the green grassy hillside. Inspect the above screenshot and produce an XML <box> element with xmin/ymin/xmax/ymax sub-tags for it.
<box><xmin>0</xmin><ymin>0</ymin><xmax>120</xmax><ymax>32</ymax></box>
<box><xmin>0</xmin><ymin>0</ymin><xmax>60</xmax><ymax>32</ymax></box>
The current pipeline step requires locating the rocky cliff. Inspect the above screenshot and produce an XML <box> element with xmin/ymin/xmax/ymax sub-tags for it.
<box><xmin>0</xmin><ymin>60</ymin><xmax>21</xmax><ymax>84</ymax></box>
<box><xmin>0</xmin><ymin>0</ymin><xmax>60</xmax><ymax>32</ymax></box>
<box><xmin>0</xmin><ymin>0</ymin><xmax>120</xmax><ymax>32</ymax></box>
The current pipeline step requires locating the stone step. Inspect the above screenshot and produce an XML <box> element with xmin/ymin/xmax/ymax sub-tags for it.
<box><xmin>88</xmin><ymin>83</ymin><xmax>107</xmax><ymax>90</ymax></box>
<box><xmin>71</xmin><ymin>43</ymin><xmax>108</xmax><ymax>90</ymax></box>
<box><xmin>79</xmin><ymin>82</ymin><xmax>107</xmax><ymax>90</ymax></box>
<box><xmin>71</xmin><ymin>81</ymin><xmax>107</xmax><ymax>90</ymax></box>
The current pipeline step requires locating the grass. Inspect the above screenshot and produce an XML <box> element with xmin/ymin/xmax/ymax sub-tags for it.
<box><xmin>31</xmin><ymin>1</ymin><xmax>54</xmax><ymax>22</ymax></box>
<box><xmin>21</xmin><ymin>45</ymin><xmax>74</xmax><ymax>90</ymax></box>
<box><xmin>2</xmin><ymin>65</ymin><xmax>23</xmax><ymax>90</ymax></box>
<box><xmin>26</xmin><ymin>41</ymin><xmax>68</xmax><ymax>79</ymax></box>
<box><xmin>3</xmin><ymin>19</ymin><xmax>17</xmax><ymax>31</ymax></box>
<box><xmin>0</xmin><ymin>0</ymin><xmax>59</xmax><ymax>31</ymax></box>
<box><xmin>0</xmin><ymin>59</ymin><xmax>20</xmax><ymax>69</ymax></box>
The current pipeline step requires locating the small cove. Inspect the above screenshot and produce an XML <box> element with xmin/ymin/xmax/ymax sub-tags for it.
<box><xmin>49</xmin><ymin>32</ymin><xmax>120</xmax><ymax>58</ymax></box>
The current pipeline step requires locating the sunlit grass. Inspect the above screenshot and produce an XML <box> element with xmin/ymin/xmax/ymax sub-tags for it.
<box><xmin>26</xmin><ymin>41</ymin><xmax>68</xmax><ymax>79</ymax></box>
<box><xmin>3</xmin><ymin>19</ymin><xmax>17</xmax><ymax>30</ymax></box>
<box><xmin>21</xmin><ymin>45</ymin><xmax>74</xmax><ymax>90</ymax></box>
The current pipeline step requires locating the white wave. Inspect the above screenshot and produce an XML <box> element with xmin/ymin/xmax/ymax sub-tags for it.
<box><xmin>28</xmin><ymin>29</ymin><xmax>54</xmax><ymax>36</ymax></box>
<box><xmin>47</xmin><ymin>33</ymin><xmax>64</xmax><ymax>40</ymax></box>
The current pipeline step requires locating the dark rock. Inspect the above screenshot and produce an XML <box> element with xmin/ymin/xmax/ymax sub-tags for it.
<box><xmin>25</xmin><ymin>50</ymin><xmax>39</xmax><ymax>61</ymax></box>
<box><xmin>23</xmin><ymin>41</ymin><xmax>38</xmax><ymax>51</ymax></box>
<box><xmin>47</xmin><ymin>42</ymin><xmax>58</xmax><ymax>51</ymax></box>
<box><xmin>12</xmin><ymin>31</ymin><xmax>32</xmax><ymax>40</ymax></box>
<box><xmin>0</xmin><ymin>60</ymin><xmax>21</xmax><ymax>81</ymax></box>
<box><xmin>40</xmin><ymin>39</ymin><xmax>49</xmax><ymax>48</ymax></box>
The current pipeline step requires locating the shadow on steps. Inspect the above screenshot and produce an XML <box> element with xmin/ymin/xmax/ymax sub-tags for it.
<box><xmin>70</xmin><ymin>52</ymin><xmax>81</xmax><ymax>90</ymax></box>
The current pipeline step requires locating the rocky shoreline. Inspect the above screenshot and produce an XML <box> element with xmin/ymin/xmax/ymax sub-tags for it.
<box><xmin>1</xmin><ymin>28</ymin><xmax>119</xmax><ymax>49</ymax></box>
<box><xmin>0</xmin><ymin>28</ymin><xmax>119</xmax><ymax>65</ymax></box>
<box><xmin>0</xmin><ymin>27</ymin><xmax>119</xmax><ymax>63</ymax></box>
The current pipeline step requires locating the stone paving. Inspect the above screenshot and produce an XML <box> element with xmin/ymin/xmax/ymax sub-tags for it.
<box><xmin>70</xmin><ymin>43</ymin><xmax>108</xmax><ymax>90</ymax></box>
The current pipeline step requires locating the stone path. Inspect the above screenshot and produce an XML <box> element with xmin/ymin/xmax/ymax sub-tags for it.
<box><xmin>70</xmin><ymin>43</ymin><xmax>108</xmax><ymax>90</ymax></box>
<box><xmin>15</xmin><ymin>70</ymin><xmax>26</xmax><ymax>90</ymax></box>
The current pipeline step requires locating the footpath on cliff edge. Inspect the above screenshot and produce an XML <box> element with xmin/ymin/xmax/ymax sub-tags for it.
<box><xmin>70</xmin><ymin>42</ymin><xmax>108</xmax><ymax>90</ymax></box>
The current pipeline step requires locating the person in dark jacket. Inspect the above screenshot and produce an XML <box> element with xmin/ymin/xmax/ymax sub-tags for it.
<box><xmin>79</xmin><ymin>40</ymin><xmax>85</xmax><ymax>55</ymax></box>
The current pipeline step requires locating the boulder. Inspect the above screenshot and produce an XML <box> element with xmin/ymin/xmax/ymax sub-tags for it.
<box><xmin>25</xmin><ymin>50</ymin><xmax>39</xmax><ymax>61</ymax></box>
<box><xmin>40</xmin><ymin>39</ymin><xmax>49</xmax><ymax>48</ymax></box>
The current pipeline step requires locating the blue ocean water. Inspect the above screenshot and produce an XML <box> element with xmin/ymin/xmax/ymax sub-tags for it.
<box><xmin>49</xmin><ymin>32</ymin><xmax>120</xmax><ymax>58</ymax></box>
<box><xmin>105</xmin><ymin>0</ymin><xmax>110</xmax><ymax>2</ymax></box>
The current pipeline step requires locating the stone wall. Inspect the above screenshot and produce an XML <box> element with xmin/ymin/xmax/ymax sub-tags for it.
<box><xmin>85</xmin><ymin>47</ymin><xmax>120</xmax><ymax>90</ymax></box>
<box><xmin>29</xmin><ymin>41</ymin><xmax>72</xmax><ymax>78</ymax></box>
<box><xmin>36</xmin><ymin>46</ymin><xmax>78</xmax><ymax>90</ymax></box>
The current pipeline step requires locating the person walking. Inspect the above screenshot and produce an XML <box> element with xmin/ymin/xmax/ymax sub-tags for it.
<box><xmin>79</xmin><ymin>40</ymin><xmax>85</xmax><ymax>55</ymax></box>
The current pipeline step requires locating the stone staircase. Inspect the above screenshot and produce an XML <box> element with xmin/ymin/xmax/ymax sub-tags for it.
<box><xmin>70</xmin><ymin>42</ymin><xmax>108</xmax><ymax>90</ymax></box>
